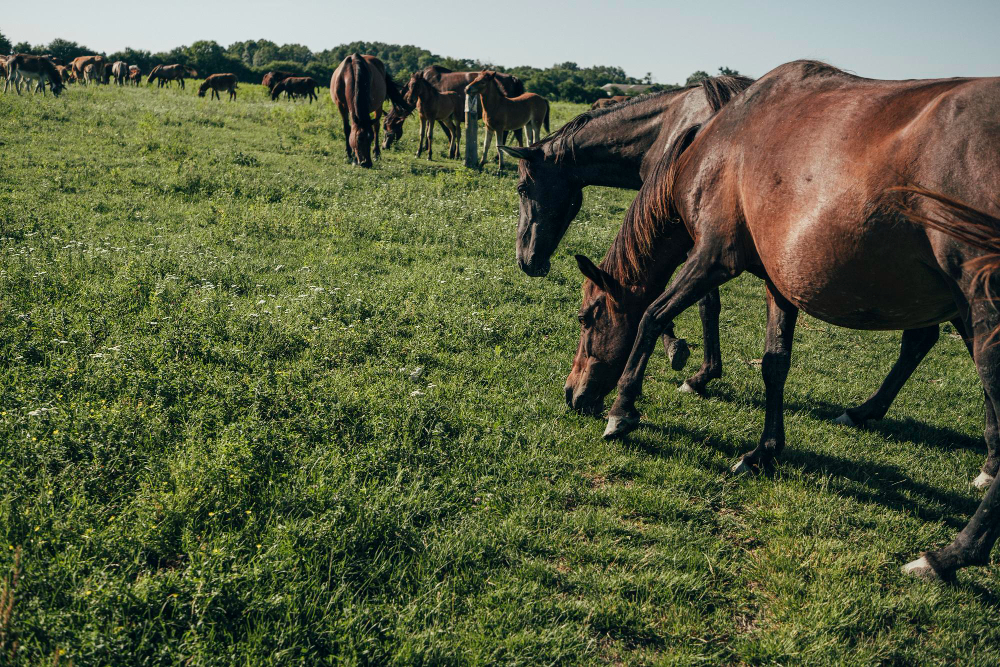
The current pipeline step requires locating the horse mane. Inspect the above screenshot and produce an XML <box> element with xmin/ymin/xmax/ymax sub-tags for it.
<box><xmin>600</xmin><ymin>124</ymin><xmax>701</xmax><ymax>284</ymax></box>
<box><xmin>146</xmin><ymin>64</ymin><xmax>161</xmax><ymax>83</ymax></box>
<box><xmin>543</xmin><ymin>75</ymin><xmax>753</xmax><ymax>164</ymax></box>
<box><xmin>384</xmin><ymin>72</ymin><xmax>413</xmax><ymax>112</ymax></box>
<box><xmin>427</xmin><ymin>65</ymin><xmax>453</xmax><ymax>74</ymax></box>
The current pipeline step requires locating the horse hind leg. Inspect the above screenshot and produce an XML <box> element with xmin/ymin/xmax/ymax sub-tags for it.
<box><xmin>905</xmin><ymin>299</ymin><xmax>1000</xmax><ymax>579</ymax></box>
<box><xmin>677</xmin><ymin>289</ymin><xmax>723</xmax><ymax>393</ymax></box>
<box><xmin>834</xmin><ymin>325</ymin><xmax>940</xmax><ymax>426</ymax></box>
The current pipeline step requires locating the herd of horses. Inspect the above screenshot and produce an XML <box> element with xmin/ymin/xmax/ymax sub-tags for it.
<box><xmin>5</xmin><ymin>46</ymin><xmax>1000</xmax><ymax>582</ymax></box>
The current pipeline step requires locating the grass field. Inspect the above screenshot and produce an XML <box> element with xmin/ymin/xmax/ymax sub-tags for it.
<box><xmin>1</xmin><ymin>80</ymin><xmax>999</xmax><ymax>665</ymax></box>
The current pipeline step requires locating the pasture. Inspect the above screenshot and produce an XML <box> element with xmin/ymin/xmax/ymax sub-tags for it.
<box><xmin>1</xmin><ymin>81</ymin><xmax>999</xmax><ymax>664</ymax></box>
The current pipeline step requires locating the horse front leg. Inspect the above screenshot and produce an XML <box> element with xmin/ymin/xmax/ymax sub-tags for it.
<box><xmin>339</xmin><ymin>106</ymin><xmax>353</xmax><ymax>161</ymax></box>
<box><xmin>731</xmin><ymin>284</ymin><xmax>798</xmax><ymax>474</ymax></box>
<box><xmin>416</xmin><ymin>118</ymin><xmax>426</xmax><ymax>158</ymax></box>
<box><xmin>478</xmin><ymin>127</ymin><xmax>494</xmax><ymax>169</ymax></box>
<box><xmin>604</xmin><ymin>243</ymin><xmax>738</xmax><ymax>439</ymax></box>
<box><xmin>426</xmin><ymin>119</ymin><xmax>434</xmax><ymax>160</ymax></box>
<box><xmin>373</xmin><ymin>110</ymin><xmax>382</xmax><ymax>160</ymax></box>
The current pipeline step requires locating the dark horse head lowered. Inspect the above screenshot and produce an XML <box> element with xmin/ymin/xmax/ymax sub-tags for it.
<box><xmin>499</xmin><ymin>76</ymin><xmax>752</xmax><ymax>277</ymax></box>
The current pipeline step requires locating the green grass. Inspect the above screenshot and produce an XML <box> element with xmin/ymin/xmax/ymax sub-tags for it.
<box><xmin>1</xmin><ymin>81</ymin><xmax>999</xmax><ymax>665</ymax></box>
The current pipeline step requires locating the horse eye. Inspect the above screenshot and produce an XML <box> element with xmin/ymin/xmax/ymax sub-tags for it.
<box><xmin>577</xmin><ymin>313</ymin><xmax>586</xmax><ymax>325</ymax></box>
<box><xmin>516</xmin><ymin>185</ymin><xmax>527</xmax><ymax>196</ymax></box>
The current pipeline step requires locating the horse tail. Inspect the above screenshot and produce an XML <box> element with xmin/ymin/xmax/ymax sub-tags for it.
<box><xmin>147</xmin><ymin>65</ymin><xmax>160</xmax><ymax>84</ymax></box>
<box><xmin>351</xmin><ymin>54</ymin><xmax>372</xmax><ymax>129</ymax></box>
<box><xmin>384</xmin><ymin>72</ymin><xmax>412</xmax><ymax>112</ymax></box>
<box><xmin>543</xmin><ymin>101</ymin><xmax>550</xmax><ymax>135</ymax></box>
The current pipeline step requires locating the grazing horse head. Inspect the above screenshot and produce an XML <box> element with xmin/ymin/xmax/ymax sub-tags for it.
<box><xmin>382</xmin><ymin>105</ymin><xmax>411</xmax><ymax>148</ymax></box>
<box><xmin>500</xmin><ymin>145</ymin><xmax>582</xmax><ymax>276</ymax></box>
<box><xmin>564</xmin><ymin>165</ymin><xmax>694</xmax><ymax>414</ymax></box>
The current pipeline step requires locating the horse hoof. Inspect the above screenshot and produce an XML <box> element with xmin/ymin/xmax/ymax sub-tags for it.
<box><xmin>833</xmin><ymin>412</ymin><xmax>857</xmax><ymax>427</ymax></box>
<box><xmin>901</xmin><ymin>556</ymin><xmax>939</xmax><ymax>580</ymax></box>
<box><xmin>973</xmin><ymin>471</ymin><xmax>995</xmax><ymax>490</ymax></box>
<box><xmin>677</xmin><ymin>382</ymin><xmax>699</xmax><ymax>395</ymax></box>
<box><xmin>730</xmin><ymin>459</ymin><xmax>754</xmax><ymax>476</ymax></box>
<box><xmin>603</xmin><ymin>415</ymin><xmax>639</xmax><ymax>440</ymax></box>
<box><xmin>666</xmin><ymin>339</ymin><xmax>690</xmax><ymax>371</ymax></box>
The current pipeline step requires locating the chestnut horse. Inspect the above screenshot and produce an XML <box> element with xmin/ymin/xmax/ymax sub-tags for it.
<box><xmin>71</xmin><ymin>55</ymin><xmax>105</xmax><ymax>85</ymax></box>
<box><xmin>198</xmin><ymin>73</ymin><xmax>239</xmax><ymax>101</ymax></box>
<box><xmin>147</xmin><ymin>64</ymin><xmax>198</xmax><ymax>89</ymax></box>
<box><xmin>128</xmin><ymin>65</ymin><xmax>142</xmax><ymax>86</ymax></box>
<box><xmin>330</xmin><ymin>53</ymin><xmax>411</xmax><ymax>168</ymax></box>
<box><xmin>564</xmin><ymin>60</ymin><xmax>1000</xmax><ymax>581</ymax></box>
<box><xmin>262</xmin><ymin>70</ymin><xmax>295</xmax><ymax>92</ymax></box>
<box><xmin>590</xmin><ymin>95</ymin><xmax>627</xmax><ymax>109</ymax></box>
<box><xmin>271</xmin><ymin>76</ymin><xmax>320</xmax><ymax>102</ymax></box>
<box><xmin>404</xmin><ymin>71</ymin><xmax>463</xmax><ymax>160</ymax></box>
<box><xmin>465</xmin><ymin>70</ymin><xmax>549</xmax><ymax>171</ymax></box>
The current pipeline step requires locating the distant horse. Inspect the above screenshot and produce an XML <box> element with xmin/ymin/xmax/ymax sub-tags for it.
<box><xmin>330</xmin><ymin>53</ymin><xmax>411</xmax><ymax>167</ymax></box>
<box><xmin>404</xmin><ymin>71</ymin><xmax>463</xmax><ymax>160</ymax></box>
<box><xmin>271</xmin><ymin>76</ymin><xmax>320</xmax><ymax>102</ymax></box>
<box><xmin>55</xmin><ymin>65</ymin><xmax>72</xmax><ymax>83</ymax></box>
<box><xmin>111</xmin><ymin>61</ymin><xmax>129</xmax><ymax>86</ymax></box>
<box><xmin>590</xmin><ymin>95</ymin><xmax>627</xmax><ymax>109</ymax></box>
<box><xmin>103</xmin><ymin>62</ymin><xmax>113</xmax><ymax>84</ymax></box>
<box><xmin>418</xmin><ymin>64</ymin><xmax>524</xmax><ymax>147</ymax></box>
<box><xmin>4</xmin><ymin>54</ymin><xmax>64</xmax><ymax>95</ymax></box>
<box><xmin>562</xmin><ymin>60</ymin><xmax>1000</xmax><ymax>582</ymax></box>
<box><xmin>262</xmin><ymin>70</ymin><xmax>295</xmax><ymax>92</ymax></box>
<box><xmin>198</xmin><ymin>73</ymin><xmax>239</xmax><ymax>101</ymax></box>
<box><xmin>465</xmin><ymin>70</ymin><xmax>548</xmax><ymax>170</ymax></box>
<box><xmin>128</xmin><ymin>65</ymin><xmax>142</xmax><ymax>86</ymax></box>
<box><xmin>147</xmin><ymin>64</ymin><xmax>198</xmax><ymax>89</ymax></box>
<box><xmin>71</xmin><ymin>55</ymin><xmax>105</xmax><ymax>85</ymax></box>
<box><xmin>84</xmin><ymin>64</ymin><xmax>99</xmax><ymax>85</ymax></box>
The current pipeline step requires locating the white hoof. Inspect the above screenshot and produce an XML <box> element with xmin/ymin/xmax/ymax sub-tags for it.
<box><xmin>901</xmin><ymin>556</ymin><xmax>939</xmax><ymax>579</ymax></box>
<box><xmin>833</xmin><ymin>412</ymin><xmax>857</xmax><ymax>427</ymax></box>
<box><xmin>730</xmin><ymin>459</ymin><xmax>752</xmax><ymax>475</ymax></box>
<box><xmin>603</xmin><ymin>415</ymin><xmax>638</xmax><ymax>439</ymax></box>
<box><xmin>677</xmin><ymin>382</ymin><xmax>698</xmax><ymax>395</ymax></box>
<box><xmin>973</xmin><ymin>471</ymin><xmax>995</xmax><ymax>490</ymax></box>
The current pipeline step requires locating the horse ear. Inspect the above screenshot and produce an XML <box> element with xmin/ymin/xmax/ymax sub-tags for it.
<box><xmin>499</xmin><ymin>145</ymin><xmax>542</xmax><ymax>161</ymax></box>
<box><xmin>575</xmin><ymin>255</ymin><xmax>625</xmax><ymax>303</ymax></box>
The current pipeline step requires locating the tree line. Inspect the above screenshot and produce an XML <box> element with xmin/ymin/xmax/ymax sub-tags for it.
<box><xmin>0</xmin><ymin>30</ymin><xmax>741</xmax><ymax>103</ymax></box>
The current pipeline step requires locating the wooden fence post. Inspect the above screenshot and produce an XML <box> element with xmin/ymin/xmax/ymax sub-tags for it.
<box><xmin>465</xmin><ymin>93</ymin><xmax>479</xmax><ymax>169</ymax></box>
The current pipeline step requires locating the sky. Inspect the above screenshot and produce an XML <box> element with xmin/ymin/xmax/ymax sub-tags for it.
<box><xmin>3</xmin><ymin>0</ymin><xmax>999</xmax><ymax>83</ymax></box>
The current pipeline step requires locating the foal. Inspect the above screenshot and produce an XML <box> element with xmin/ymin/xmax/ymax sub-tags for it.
<box><xmin>198</xmin><ymin>73</ymin><xmax>239</xmax><ymax>101</ymax></box>
<box><xmin>465</xmin><ymin>70</ymin><xmax>549</xmax><ymax>170</ymax></box>
<box><xmin>405</xmin><ymin>71</ymin><xmax>463</xmax><ymax>160</ymax></box>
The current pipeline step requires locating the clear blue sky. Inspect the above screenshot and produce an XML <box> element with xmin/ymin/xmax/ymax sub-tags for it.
<box><xmin>4</xmin><ymin>0</ymin><xmax>999</xmax><ymax>83</ymax></box>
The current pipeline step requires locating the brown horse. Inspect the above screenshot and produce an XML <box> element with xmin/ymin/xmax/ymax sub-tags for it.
<box><xmin>103</xmin><ymin>62</ymin><xmax>113</xmax><ymax>83</ymax></box>
<box><xmin>271</xmin><ymin>76</ymin><xmax>320</xmax><ymax>102</ymax></box>
<box><xmin>71</xmin><ymin>55</ymin><xmax>105</xmax><ymax>85</ymax></box>
<box><xmin>4</xmin><ymin>54</ymin><xmax>64</xmax><ymax>95</ymax></box>
<box><xmin>147</xmin><ymin>64</ymin><xmax>198</xmax><ymax>89</ymax></box>
<box><xmin>501</xmin><ymin>77</ymin><xmax>753</xmax><ymax>401</ymax></box>
<box><xmin>564</xmin><ymin>60</ymin><xmax>1000</xmax><ymax>581</ymax></box>
<box><xmin>466</xmin><ymin>70</ymin><xmax>549</xmax><ymax>171</ymax></box>
<box><xmin>128</xmin><ymin>65</ymin><xmax>142</xmax><ymax>86</ymax></box>
<box><xmin>330</xmin><ymin>53</ymin><xmax>411</xmax><ymax>168</ymax></box>
<box><xmin>590</xmin><ymin>95</ymin><xmax>627</xmax><ymax>109</ymax></box>
<box><xmin>383</xmin><ymin>65</ymin><xmax>525</xmax><ymax>151</ymax></box>
<box><xmin>198</xmin><ymin>73</ymin><xmax>239</xmax><ymax>101</ymax></box>
<box><xmin>405</xmin><ymin>71</ymin><xmax>463</xmax><ymax>160</ymax></box>
<box><xmin>262</xmin><ymin>70</ymin><xmax>295</xmax><ymax>91</ymax></box>
<box><xmin>111</xmin><ymin>61</ymin><xmax>128</xmax><ymax>86</ymax></box>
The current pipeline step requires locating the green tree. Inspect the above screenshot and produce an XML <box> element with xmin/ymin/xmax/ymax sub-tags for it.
<box><xmin>0</xmin><ymin>30</ymin><xmax>12</xmax><ymax>56</ymax></box>
<box><xmin>685</xmin><ymin>70</ymin><xmax>710</xmax><ymax>85</ymax></box>
<box><xmin>718</xmin><ymin>66</ymin><xmax>742</xmax><ymax>77</ymax></box>
<box><xmin>44</xmin><ymin>38</ymin><xmax>94</xmax><ymax>62</ymax></box>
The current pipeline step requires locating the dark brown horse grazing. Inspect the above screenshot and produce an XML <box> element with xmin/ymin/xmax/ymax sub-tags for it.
<box><xmin>501</xmin><ymin>77</ymin><xmax>752</xmax><ymax>393</ymax></box>
<box><xmin>405</xmin><ymin>71</ymin><xmax>463</xmax><ymax>160</ymax></box>
<box><xmin>271</xmin><ymin>76</ymin><xmax>320</xmax><ymax>102</ymax></box>
<box><xmin>147</xmin><ymin>64</ymin><xmax>198</xmax><ymax>89</ymax></box>
<box><xmin>4</xmin><ymin>54</ymin><xmax>64</xmax><ymax>95</ymax></box>
<box><xmin>564</xmin><ymin>60</ymin><xmax>1000</xmax><ymax>581</ymax></box>
<box><xmin>262</xmin><ymin>70</ymin><xmax>295</xmax><ymax>91</ymax></box>
<box><xmin>198</xmin><ymin>73</ymin><xmax>239</xmax><ymax>101</ymax></box>
<box><xmin>330</xmin><ymin>53</ymin><xmax>411</xmax><ymax>168</ymax></box>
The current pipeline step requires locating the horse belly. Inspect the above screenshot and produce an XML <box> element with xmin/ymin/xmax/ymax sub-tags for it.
<box><xmin>759</xmin><ymin>217</ymin><xmax>957</xmax><ymax>330</ymax></box>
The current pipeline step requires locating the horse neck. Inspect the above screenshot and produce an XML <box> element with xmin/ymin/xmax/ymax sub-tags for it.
<box><xmin>478</xmin><ymin>81</ymin><xmax>505</xmax><ymax>116</ymax></box>
<box><xmin>546</xmin><ymin>93</ymin><xmax>690</xmax><ymax>191</ymax></box>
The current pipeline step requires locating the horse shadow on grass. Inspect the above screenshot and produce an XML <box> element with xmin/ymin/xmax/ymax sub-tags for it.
<box><xmin>695</xmin><ymin>382</ymin><xmax>983</xmax><ymax>455</ymax></box>
<box><xmin>625</xmin><ymin>420</ymin><xmax>979</xmax><ymax>532</ymax></box>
